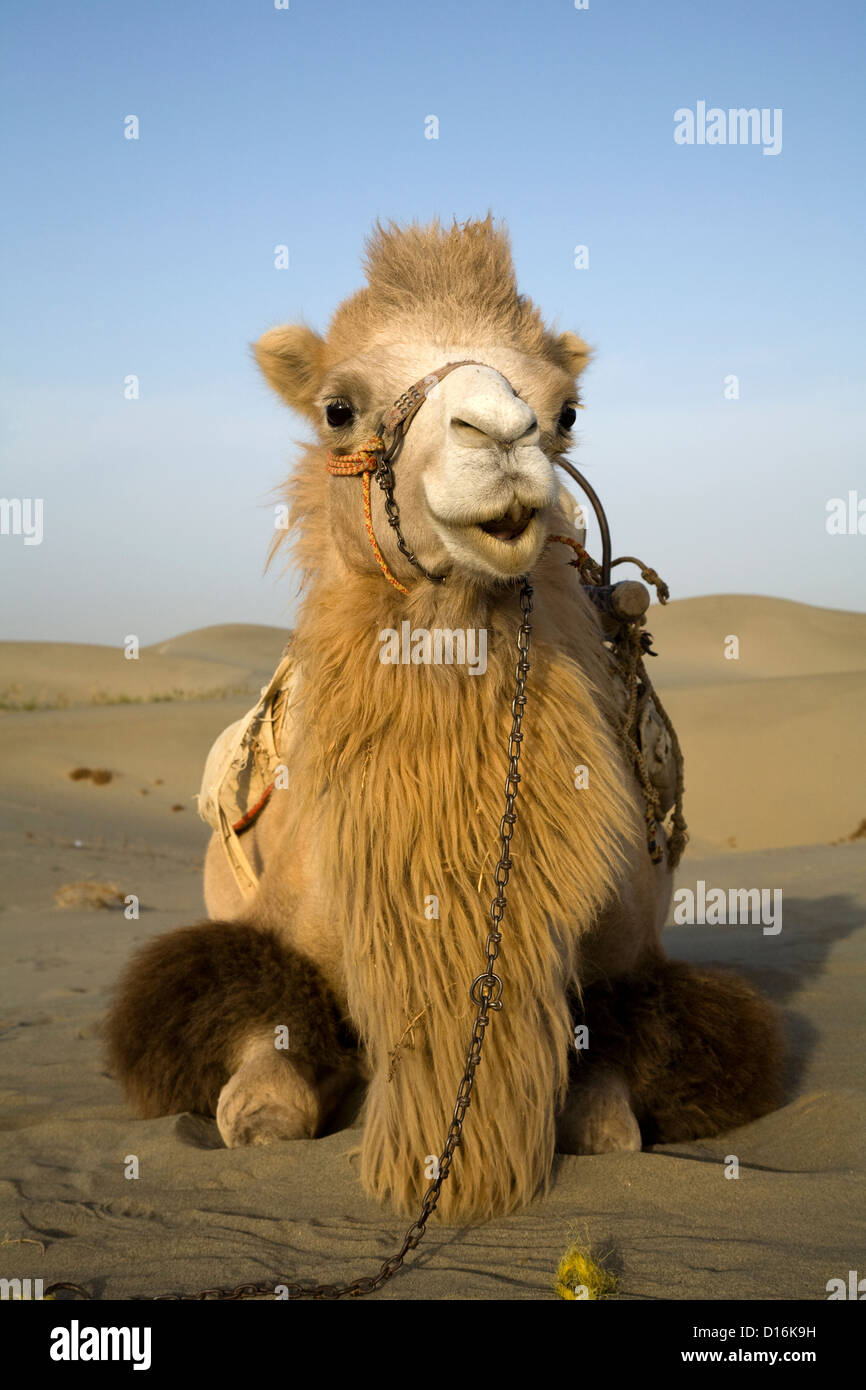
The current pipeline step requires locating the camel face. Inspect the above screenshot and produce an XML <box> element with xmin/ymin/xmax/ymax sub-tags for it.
<box><xmin>254</xmin><ymin>217</ymin><xmax>592</xmax><ymax>591</ymax></box>
<box><xmin>394</xmin><ymin>361</ymin><xmax>558</xmax><ymax>582</ymax></box>
<box><xmin>318</xmin><ymin>349</ymin><xmax>566</xmax><ymax>582</ymax></box>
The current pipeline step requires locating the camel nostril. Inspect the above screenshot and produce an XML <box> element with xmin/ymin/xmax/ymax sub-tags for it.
<box><xmin>450</xmin><ymin>417</ymin><xmax>494</xmax><ymax>447</ymax></box>
<box><xmin>451</xmin><ymin>414</ymin><xmax>539</xmax><ymax>447</ymax></box>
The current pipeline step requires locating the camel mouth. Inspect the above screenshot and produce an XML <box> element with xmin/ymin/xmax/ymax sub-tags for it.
<box><xmin>428</xmin><ymin>494</ymin><xmax>551</xmax><ymax>580</ymax></box>
<box><xmin>476</xmin><ymin>505</ymin><xmax>536</xmax><ymax>543</ymax></box>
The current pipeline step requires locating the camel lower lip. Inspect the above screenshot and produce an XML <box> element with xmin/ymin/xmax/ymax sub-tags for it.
<box><xmin>477</xmin><ymin>509</ymin><xmax>536</xmax><ymax>542</ymax></box>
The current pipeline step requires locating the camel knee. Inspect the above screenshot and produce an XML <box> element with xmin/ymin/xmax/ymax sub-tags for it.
<box><xmin>104</xmin><ymin>918</ymin><xmax>350</xmax><ymax>1122</ymax></box>
<box><xmin>571</xmin><ymin>957</ymin><xmax>784</xmax><ymax>1147</ymax></box>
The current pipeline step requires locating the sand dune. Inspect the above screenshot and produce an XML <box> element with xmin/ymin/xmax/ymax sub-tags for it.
<box><xmin>6</xmin><ymin>595</ymin><xmax>860</xmax><ymax>853</ymax></box>
<box><xmin>647</xmin><ymin>593</ymin><xmax>866</xmax><ymax>687</ymax></box>
<box><xmin>658</xmin><ymin>671</ymin><xmax>866</xmax><ymax>853</ymax></box>
<box><xmin>145</xmin><ymin>623</ymin><xmax>287</xmax><ymax>671</ymax></box>
<box><xmin>0</xmin><ymin>594</ymin><xmax>863</xmax><ymax>1300</ymax></box>
<box><xmin>0</xmin><ymin>628</ymin><xmax>287</xmax><ymax>710</ymax></box>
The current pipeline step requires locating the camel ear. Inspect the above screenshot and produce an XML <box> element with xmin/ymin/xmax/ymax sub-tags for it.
<box><xmin>553</xmin><ymin>330</ymin><xmax>592</xmax><ymax>381</ymax></box>
<box><xmin>254</xmin><ymin>323</ymin><xmax>326</xmax><ymax>419</ymax></box>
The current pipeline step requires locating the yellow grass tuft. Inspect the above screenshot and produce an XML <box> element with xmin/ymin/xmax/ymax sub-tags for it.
<box><xmin>553</xmin><ymin>1243</ymin><xmax>618</xmax><ymax>1301</ymax></box>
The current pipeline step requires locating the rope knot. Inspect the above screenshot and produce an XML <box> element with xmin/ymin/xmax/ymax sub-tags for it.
<box><xmin>325</xmin><ymin>437</ymin><xmax>385</xmax><ymax>475</ymax></box>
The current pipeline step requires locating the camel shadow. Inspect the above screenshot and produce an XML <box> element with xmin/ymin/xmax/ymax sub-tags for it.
<box><xmin>662</xmin><ymin>890</ymin><xmax>865</xmax><ymax>1099</ymax></box>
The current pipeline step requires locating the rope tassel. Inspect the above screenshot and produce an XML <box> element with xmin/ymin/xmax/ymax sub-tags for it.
<box><xmin>326</xmin><ymin>437</ymin><xmax>410</xmax><ymax>595</ymax></box>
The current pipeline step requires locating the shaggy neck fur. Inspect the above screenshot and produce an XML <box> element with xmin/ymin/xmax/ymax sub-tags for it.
<box><xmin>278</xmin><ymin>452</ymin><xmax>642</xmax><ymax>1222</ymax></box>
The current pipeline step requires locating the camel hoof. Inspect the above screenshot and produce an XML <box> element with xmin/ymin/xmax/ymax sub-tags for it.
<box><xmin>556</xmin><ymin>1067</ymin><xmax>642</xmax><ymax>1155</ymax></box>
<box><xmin>216</xmin><ymin>1040</ymin><xmax>319</xmax><ymax>1147</ymax></box>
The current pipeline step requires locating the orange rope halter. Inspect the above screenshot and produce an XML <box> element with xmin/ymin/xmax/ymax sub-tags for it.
<box><xmin>326</xmin><ymin>437</ymin><xmax>410</xmax><ymax>596</ymax></box>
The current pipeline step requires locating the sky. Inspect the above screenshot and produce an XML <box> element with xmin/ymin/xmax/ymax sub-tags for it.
<box><xmin>1</xmin><ymin>0</ymin><xmax>864</xmax><ymax>643</ymax></box>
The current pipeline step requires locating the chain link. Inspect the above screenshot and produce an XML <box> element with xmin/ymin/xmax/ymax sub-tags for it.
<box><xmin>47</xmin><ymin>578</ymin><xmax>534</xmax><ymax>1304</ymax></box>
<box><xmin>373</xmin><ymin>443</ymin><xmax>446</xmax><ymax>585</ymax></box>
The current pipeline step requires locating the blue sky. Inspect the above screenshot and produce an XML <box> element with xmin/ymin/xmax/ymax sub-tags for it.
<box><xmin>1</xmin><ymin>0</ymin><xmax>864</xmax><ymax>642</ymax></box>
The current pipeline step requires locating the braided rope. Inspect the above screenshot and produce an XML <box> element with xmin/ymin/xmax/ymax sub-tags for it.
<box><xmin>326</xmin><ymin>437</ymin><xmax>410</xmax><ymax>595</ymax></box>
<box><xmin>611</xmin><ymin>554</ymin><xmax>670</xmax><ymax>604</ymax></box>
<box><xmin>548</xmin><ymin>533</ymin><xmax>604</xmax><ymax>584</ymax></box>
<box><xmin>325</xmin><ymin>437</ymin><xmax>385</xmax><ymax>475</ymax></box>
<box><xmin>361</xmin><ymin>470</ymin><xmax>409</xmax><ymax>596</ymax></box>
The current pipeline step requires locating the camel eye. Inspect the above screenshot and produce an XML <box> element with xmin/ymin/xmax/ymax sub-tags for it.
<box><xmin>559</xmin><ymin>404</ymin><xmax>577</xmax><ymax>431</ymax></box>
<box><xmin>325</xmin><ymin>400</ymin><xmax>354</xmax><ymax>428</ymax></box>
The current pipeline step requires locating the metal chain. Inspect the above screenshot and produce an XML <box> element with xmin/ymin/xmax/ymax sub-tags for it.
<box><xmin>373</xmin><ymin>441</ymin><xmax>446</xmax><ymax>585</ymax></box>
<box><xmin>47</xmin><ymin>578</ymin><xmax>534</xmax><ymax>1303</ymax></box>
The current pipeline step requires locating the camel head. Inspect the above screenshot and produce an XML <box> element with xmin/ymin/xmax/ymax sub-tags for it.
<box><xmin>255</xmin><ymin>216</ymin><xmax>591</xmax><ymax>588</ymax></box>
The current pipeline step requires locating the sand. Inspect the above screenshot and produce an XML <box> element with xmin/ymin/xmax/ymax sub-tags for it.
<box><xmin>0</xmin><ymin>595</ymin><xmax>863</xmax><ymax>1301</ymax></box>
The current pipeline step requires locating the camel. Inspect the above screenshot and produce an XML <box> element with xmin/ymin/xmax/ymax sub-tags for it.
<box><xmin>106</xmin><ymin>216</ymin><xmax>783</xmax><ymax>1225</ymax></box>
